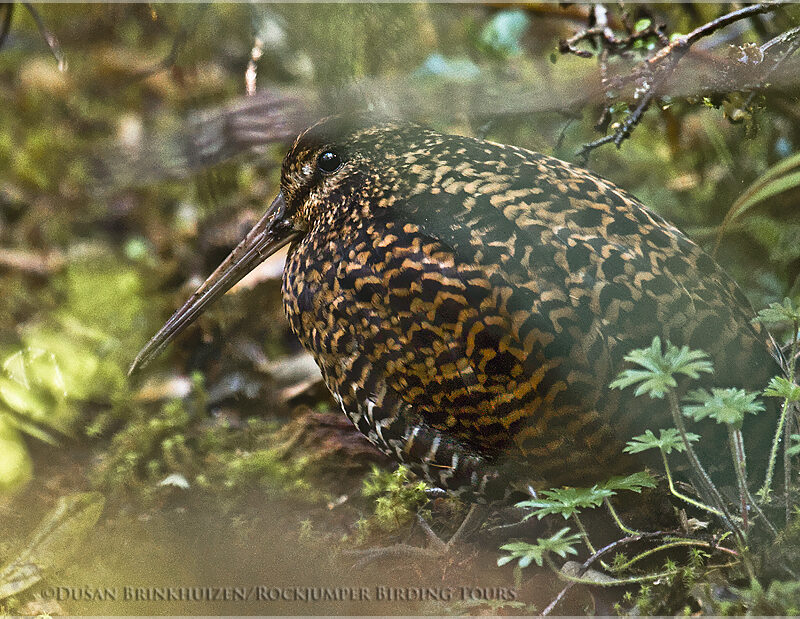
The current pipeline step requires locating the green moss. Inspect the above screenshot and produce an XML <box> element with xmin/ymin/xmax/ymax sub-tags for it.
<box><xmin>361</xmin><ymin>465</ymin><xmax>429</xmax><ymax>533</ymax></box>
<box><xmin>221</xmin><ymin>447</ymin><xmax>316</xmax><ymax>497</ymax></box>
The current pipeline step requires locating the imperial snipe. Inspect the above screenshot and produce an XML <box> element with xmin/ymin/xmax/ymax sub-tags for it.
<box><xmin>131</xmin><ymin>115</ymin><xmax>781</xmax><ymax>503</ymax></box>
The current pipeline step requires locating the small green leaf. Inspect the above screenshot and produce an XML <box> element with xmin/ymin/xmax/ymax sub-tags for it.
<box><xmin>610</xmin><ymin>337</ymin><xmax>713</xmax><ymax>399</ymax></box>
<box><xmin>764</xmin><ymin>376</ymin><xmax>800</xmax><ymax>403</ymax></box>
<box><xmin>625</xmin><ymin>428</ymin><xmax>700</xmax><ymax>455</ymax></box>
<box><xmin>753</xmin><ymin>297</ymin><xmax>800</xmax><ymax>327</ymax></box>
<box><xmin>599</xmin><ymin>471</ymin><xmax>658</xmax><ymax>493</ymax></box>
<box><xmin>682</xmin><ymin>388</ymin><xmax>764</xmax><ymax>428</ymax></box>
<box><xmin>516</xmin><ymin>486</ymin><xmax>612</xmax><ymax>520</ymax></box>
<box><xmin>498</xmin><ymin>527</ymin><xmax>581</xmax><ymax>568</ymax></box>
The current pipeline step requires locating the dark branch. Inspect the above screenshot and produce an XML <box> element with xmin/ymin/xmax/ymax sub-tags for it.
<box><xmin>0</xmin><ymin>3</ymin><xmax>14</xmax><ymax>52</ymax></box>
<box><xmin>22</xmin><ymin>2</ymin><xmax>65</xmax><ymax>70</ymax></box>
<box><xmin>128</xmin><ymin>6</ymin><xmax>209</xmax><ymax>84</ymax></box>
<box><xmin>570</xmin><ymin>1</ymin><xmax>793</xmax><ymax>160</ymax></box>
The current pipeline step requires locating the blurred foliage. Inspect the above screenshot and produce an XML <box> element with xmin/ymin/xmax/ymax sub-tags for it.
<box><xmin>0</xmin><ymin>492</ymin><xmax>104</xmax><ymax>601</ymax></box>
<box><xmin>0</xmin><ymin>2</ymin><xmax>799</xmax><ymax>613</ymax></box>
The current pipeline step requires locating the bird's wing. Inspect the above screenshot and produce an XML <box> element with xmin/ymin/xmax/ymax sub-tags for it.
<box><xmin>376</xmin><ymin>140</ymin><xmax>781</xmax><ymax>480</ymax></box>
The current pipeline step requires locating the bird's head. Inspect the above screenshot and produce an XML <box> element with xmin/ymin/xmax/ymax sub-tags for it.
<box><xmin>129</xmin><ymin>115</ymin><xmax>424</xmax><ymax>373</ymax></box>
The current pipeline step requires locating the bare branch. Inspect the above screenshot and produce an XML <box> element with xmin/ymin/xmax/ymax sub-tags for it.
<box><xmin>745</xmin><ymin>23</ymin><xmax>800</xmax><ymax>107</ymax></box>
<box><xmin>128</xmin><ymin>6</ymin><xmax>209</xmax><ymax>84</ymax></box>
<box><xmin>21</xmin><ymin>2</ymin><xmax>65</xmax><ymax>71</ymax></box>
<box><xmin>0</xmin><ymin>3</ymin><xmax>13</xmax><ymax>52</ymax></box>
<box><xmin>570</xmin><ymin>1</ymin><xmax>793</xmax><ymax>159</ymax></box>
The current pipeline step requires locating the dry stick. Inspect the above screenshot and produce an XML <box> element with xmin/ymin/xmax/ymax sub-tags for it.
<box><xmin>645</xmin><ymin>2</ymin><xmax>789</xmax><ymax>68</ymax></box>
<box><xmin>21</xmin><ymin>2</ymin><xmax>65</xmax><ymax>71</ymax></box>
<box><xmin>0</xmin><ymin>2</ymin><xmax>14</xmax><ymax>52</ymax></box>
<box><xmin>666</xmin><ymin>391</ymin><xmax>746</xmax><ymax>547</ymax></box>
<box><xmin>545</xmin><ymin>554</ymin><xmax>673</xmax><ymax>587</ymax></box>
<box><xmin>729</xmin><ymin>428</ymin><xmax>750</xmax><ymax>530</ymax></box>
<box><xmin>541</xmin><ymin>532</ymin><xmax>663</xmax><ymax>616</ymax></box>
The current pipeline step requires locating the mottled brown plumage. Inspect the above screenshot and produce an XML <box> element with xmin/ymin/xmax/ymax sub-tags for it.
<box><xmin>132</xmin><ymin>115</ymin><xmax>781</xmax><ymax>503</ymax></box>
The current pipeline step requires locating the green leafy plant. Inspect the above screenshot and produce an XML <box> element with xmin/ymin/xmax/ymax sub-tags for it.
<box><xmin>599</xmin><ymin>471</ymin><xmax>659</xmax><ymax>494</ymax></box>
<box><xmin>497</xmin><ymin>527</ymin><xmax>581</xmax><ymax>568</ymax></box>
<box><xmin>611</xmin><ymin>336</ymin><xmax>738</xmax><ymax>537</ymax></box>
<box><xmin>609</xmin><ymin>336</ymin><xmax>713</xmax><ymax>399</ymax></box>
<box><xmin>624</xmin><ymin>429</ymin><xmax>718</xmax><ymax>518</ymax></box>
<box><xmin>516</xmin><ymin>486</ymin><xmax>613</xmax><ymax>554</ymax></box>
<box><xmin>682</xmin><ymin>388</ymin><xmax>764</xmax><ymax>428</ymax></box>
<box><xmin>0</xmin><ymin>255</ymin><xmax>148</xmax><ymax>493</ymax></box>
<box><xmin>516</xmin><ymin>473</ymin><xmax>659</xmax><ymax>551</ymax></box>
<box><xmin>682</xmin><ymin>388</ymin><xmax>774</xmax><ymax>534</ymax></box>
<box><xmin>755</xmin><ymin>298</ymin><xmax>800</xmax><ymax>510</ymax></box>
<box><xmin>516</xmin><ymin>486</ymin><xmax>612</xmax><ymax>521</ymax></box>
<box><xmin>624</xmin><ymin>428</ymin><xmax>700</xmax><ymax>455</ymax></box>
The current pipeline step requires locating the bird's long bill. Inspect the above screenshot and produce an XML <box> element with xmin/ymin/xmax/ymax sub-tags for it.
<box><xmin>129</xmin><ymin>192</ymin><xmax>298</xmax><ymax>375</ymax></box>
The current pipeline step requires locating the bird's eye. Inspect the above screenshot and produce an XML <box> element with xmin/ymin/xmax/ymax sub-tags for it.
<box><xmin>317</xmin><ymin>150</ymin><xmax>342</xmax><ymax>174</ymax></box>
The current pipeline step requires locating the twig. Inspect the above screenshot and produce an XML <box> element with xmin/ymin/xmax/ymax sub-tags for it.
<box><xmin>245</xmin><ymin>37</ymin><xmax>262</xmax><ymax>97</ymax></box>
<box><xmin>559</xmin><ymin>4</ymin><xmax>667</xmax><ymax>61</ymax></box>
<box><xmin>745</xmin><ymin>24</ymin><xmax>800</xmax><ymax>108</ymax></box>
<box><xmin>129</xmin><ymin>5</ymin><xmax>209</xmax><ymax>84</ymax></box>
<box><xmin>540</xmin><ymin>531</ymin><xmax>738</xmax><ymax>616</ymax></box>
<box><xmin>666</xmin><ymin>390</ymin><xmax>745</xmax><ymax>547</ymax></box>
<box><xmin>573</xmin><ymin>1</ymin><xmax>791</xmax><ymax>159</ymax></box>
<box><xmin>670</xmin><ymin>2</ymin><xmax>788</xmax><ymax>55</ymax></box>
<box><xmin>576</xmin><ymin>134</ymin><xmax>615</xmax><ymax>165</ymax></box>
<box><xmin>21</xmin><ymin>2</ymin><xmax>65</xmax><ymax>71</ymax></box>
<box><xmin>0</xmin><ymin>3</ymin><xmax>13</xmax><ymax>52</ymax></box>
<box><xmin>0</xmin><ymin>248</ymin><xmax>65</xmax><ymax>275</ymax></box>
<box><xmin>546</xmin><ymin>554</ymin><xmax>673</xmax><ymax>587</ymax></box>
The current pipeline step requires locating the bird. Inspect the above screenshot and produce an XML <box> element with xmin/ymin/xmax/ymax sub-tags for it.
<box><xmin>130</xmin><ymin>114</ymin><xmax>782</xmax><ymax>510</ymax></box>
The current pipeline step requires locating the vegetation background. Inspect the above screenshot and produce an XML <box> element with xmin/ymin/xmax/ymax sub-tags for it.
<box><xmin>0</xmin><ymin>3</ymin><xmax>799</xmax><ymax>615</ymax></box>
